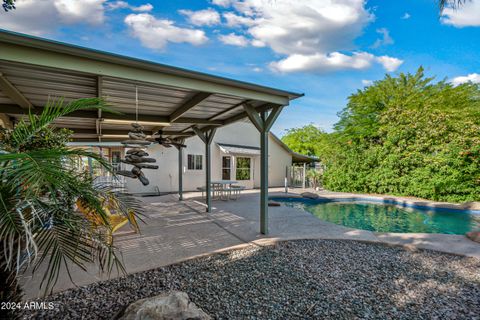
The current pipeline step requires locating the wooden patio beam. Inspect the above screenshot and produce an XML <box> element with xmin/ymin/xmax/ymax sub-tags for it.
<box><xmin>169</xmin><ymin>92</ymin><xmax>211</xmax><ymax>122</ymax></box>
<box><xmin>222</xmin><ymin>103</ymin><xmax>274</xmax><ymax>126</ymax></box>
<box><xmin>0</xmin><ymin>104</ymin><xmax>224</xmax><ymax>125</ymax></box>
<box><xmin>0</xmin><ymin>73</ymin><xmax>33</xmax><ymax>109</ymax></box>
<box><xmin>70</xmin><ymin>128</ymin><xmax>194</xmax><ymax>136</ymax></box>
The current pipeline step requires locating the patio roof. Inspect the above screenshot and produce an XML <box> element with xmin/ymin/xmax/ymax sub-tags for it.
<box><xmin>0</xmin><ymin>29</ymin><xmax>303</xmax><ymax>141</ymax></box>
<box><xmin>0</xmin><ymin>29</ymin><xmax>304</xmax><ymax>235</ymax></box>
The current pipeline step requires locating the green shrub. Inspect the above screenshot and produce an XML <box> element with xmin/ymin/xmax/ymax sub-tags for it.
<box><xmin>284</xmin><ymin>67</ymin><xmax>480</xmax><ymax>203</ymax></box>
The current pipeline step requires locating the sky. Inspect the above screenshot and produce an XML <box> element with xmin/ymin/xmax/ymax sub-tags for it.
<box><xmin>0</xmin><ymin>0</ymin><xmax>479</xmax><ymax>136</ymax></box>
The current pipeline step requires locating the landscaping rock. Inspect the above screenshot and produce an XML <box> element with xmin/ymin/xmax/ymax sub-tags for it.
<box><xmin>120</xmin><ymin>291</ymin><xmax>211</xmax><ymax>320</ymax></box>
<box><xmin>21</xmin><ymin>240</ymin><xmax>480</xmax><ymax>320</ymax></box>
<box><xmin>466</xmin><ymin>231</ymin><xmax>480</xmax><ymax>243</ymax></box>
<box><xmin>301</xmin><ymin>192</ymin><xmax>319</xmax><ymax>199</ymax></box>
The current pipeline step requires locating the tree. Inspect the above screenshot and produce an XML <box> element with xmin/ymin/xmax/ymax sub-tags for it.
<box><xmin>0</xmin><ymin>98</ymin><xmax>143</xmax><ymax>318</ymax></box>
<box><xmin>281</xmin><ymin>124</ymin><xmax>327</xmax><ymax>157</ymax></box>
<box><xmin>320</xmin><ymin>67</ymin><xmax>480</xmax><ymax>202</ymax></box>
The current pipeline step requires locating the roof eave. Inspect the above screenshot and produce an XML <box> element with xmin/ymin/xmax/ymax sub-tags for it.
<box><xmin>0</xmin><ymin>29</ymin><xmax>304</xmax><ymax>102</ymax></box>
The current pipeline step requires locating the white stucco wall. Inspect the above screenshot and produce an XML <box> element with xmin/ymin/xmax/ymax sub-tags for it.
<box><xmin>126</xmin><ymin>120</ymin><xmax>292</xmax><ymax>193</ymax></box>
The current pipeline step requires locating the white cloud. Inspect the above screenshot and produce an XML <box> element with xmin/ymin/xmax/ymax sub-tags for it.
<box><xmin>237</xmin><ymin>0</ymin><xmax>374</xmax><ymax>55</ymax></box>
<box><xmin>55</xmin><ymin>0</ymin><xmax>106</xmax><ymax>24</ymax></box>
<box><xmin>212</xmin><ymin>0</ymin><xmax>403</xmax><ymax>74</ymax></box>
<box><xmin>125</xmin><ymin>13</ymin><xmax>208</xmax><ymax>50</ymax></box>
<box><xmin>179</xmin><ymin>8</ymin><xmax>220</xmax><ymax>26</ymax></box>
<box><xmin>108</xmin><ymin>1</ymin><xmax>153</xmax><ymax>12</ymax></box>
<box><xmin>251</xmin><ymin>39</ymin><xmax>266</xmax><ymax>47</ymax></box>
<box><xmin>441</xmin><ymin>0</ymin><xmax>480</xmax><ymax>27</ymax></box>
<box><xmin>401</xmin><ymin>12</ymin><xmax>411</xmax><ymax>20</ymax></box>
<box><xmin>376</xmin><ymin>56</ymin><xmax>403</xmax><ymax>72</ymax></box>
<box><xmin>223</xmin><ymin>12</ymin><xmax>255</xmax><ymax>27</ymax></box>
<box><xmin>372</xmin><ymin>28</ymin><xmax>393</xmax><ymax>48</ymax></box>
<box><xmin>362</xmin><ymin>79</ymin><xmax>373</xmax><ymax>86</ymax></box>
<box><xmin>270</xmin><ymin>52</ymin><xmax>403</xmax><ymax>74</ymax></box>
<box><xmin>0</xmin><ymin>0</ymin><xmax>106</xmax><ymax>35</ymax></box>
<box><xmin>270</xmin><ymin>52</ymin><xmax>375</xmax><ymax>73</ymax></box>
<box><xmin>218</xmin><ymin>32</ymin><xmax>249</xmax><ymax>46</ymax></box>
<box><xmin>450</xmin><ymin>73</ymin><xmax>480</xmax><ymax>86</ymax></box>
<box><xmin>211</xmin><ymin>0</ymin><xmax>233</xmax><ymax>7</ymax></box>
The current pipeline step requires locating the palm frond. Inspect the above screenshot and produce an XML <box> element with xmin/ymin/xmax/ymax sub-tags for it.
<box><xmin>0</xmin><ymin>148</ymin><xmax>111</xmax><ymax>197</ymax></box>
<box><xmin>0</xmin><ymin>191</ymin><xmax>38</xmax><ymax>273</ymax></box>
<box><xmin>9</xmin><ymin>97</ymin><xmax>116</xmax><ymax>150</ymax></box>
<box><xmin>31</xmin><ymin>205</ymin><xmax>126</xmax><ymax>295</ymax></box>
<box><xmin>439</xmin><ymin>0</ymin><xmax>468</xmax><ymax>11</ymax></box>
<box><xmin>0</xmin><ymin>96</ymin><xmax>142</xmax><ymax>296</ymax></box>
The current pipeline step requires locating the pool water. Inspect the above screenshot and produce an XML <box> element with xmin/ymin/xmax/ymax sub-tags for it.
<box><xmin>275</xmin><ymin>198</ymin><xmax>480</xmax><ymax>235</ymax></box>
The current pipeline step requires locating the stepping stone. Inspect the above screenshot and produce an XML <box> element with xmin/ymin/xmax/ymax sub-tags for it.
<box><xmin>134</xmin><ymin>163</ymin><xmax>159</xmax><ymax>169</ymax></box>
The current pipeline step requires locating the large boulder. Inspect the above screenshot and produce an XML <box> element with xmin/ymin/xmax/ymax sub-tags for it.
<box><xmin>301</xmin><ymin>192</ymin><xmax>319</xmax><ymax>200</ymax></box>
<box><xmin>466</xmin><ymin>231</ymin><xmax>480</xmax><ymax>243</ymax></box>
<box><xmin>120</xmin><ymin>291</ymin><xmax>211</xmax><ymax>320</ymax></box>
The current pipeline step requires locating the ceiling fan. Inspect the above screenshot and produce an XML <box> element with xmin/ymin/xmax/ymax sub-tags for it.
<box><xmin>148</xmin><ymin>129</ymin><xmax>186</xmax><ymax>148</ymax></box>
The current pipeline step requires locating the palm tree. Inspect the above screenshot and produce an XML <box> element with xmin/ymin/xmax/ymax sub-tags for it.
<box><xmin>2</xmin><ymin>0</ymin><xmax>15</xmax><ymax>12</ymax></box>
<box><xmin>0</xmin><ymin>98</ymin><xmax>143</xmax><ymax>318</ymax></box>
<box><xmin>439</xmin><ymin>0</ymin><xmax>468</xmax><ymax>11</ymax></box>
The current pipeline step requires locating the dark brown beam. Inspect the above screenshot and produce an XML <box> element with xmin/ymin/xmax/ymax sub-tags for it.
<box><xmin>179</xmin><ymin>100</ymin><xmax>245</xmax><ymax>134</ymax></box>
<box><xmin>0</xmin><ymin>104</ymin><xmax>224</xmax><ymax>125</ymax></box>
<box><xmin>175</xmin><ymin>118</ymin><xmax>223</xmax><ymax>125</ymax></box>
<box><xmin>71</xmin><ymin>138</ymin><xmax>125</xmax><ymax>142</ymax></box>
<box><xmin>208</xmin><ymin>100</ymin><xmax>247</xmax><ymax>121</ymax></box>
<box><xmin>0</xmin><ymin>74</ymin><xmax>33</xmax><ymax>109</ymax></box>
<box><xmin>70</xmin><ymin>128</ymin><xmax>194</xmax><ymax>136</ymax></box>
<box><xmin>222</xmin><ymin>103</ymin><xmax>274</xmax><ymax>126</ymax></box>
<box><xmin>169</xmin><ymin>92</ymin><xmax>211</xmax><ymax>122</ymax></box>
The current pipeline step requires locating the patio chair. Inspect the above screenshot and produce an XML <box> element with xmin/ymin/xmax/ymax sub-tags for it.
<box><xmin>229</xmin><ymin>185</ymin><xmax>246</xmax><ymax>200</ymax></box>
<box><xmin>213</xmin><ymin>183</ymin><xmax>229</xmax><ymax>200</ymax></box>
<box><xmin>197</xmin><ymin>186</ymin><xmax>206</xmax><ymax>197</ymax></box>
<box><xmin>76</xmin><ymin>196</ymin><xmax>139</xmax><ymax>244</ymax></box>
<box><xmin>197</xmin><ymin>185</ymin><xmax>227</xmax><ymax>200</ymax></box>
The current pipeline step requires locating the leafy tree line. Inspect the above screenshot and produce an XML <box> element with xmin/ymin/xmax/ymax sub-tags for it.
<box><xmin>282</xmin><ymin>68</ymin><xmax>480</xmax><ymax>203</ymax></box>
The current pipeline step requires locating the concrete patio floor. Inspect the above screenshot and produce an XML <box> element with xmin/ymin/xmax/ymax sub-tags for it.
<box><xmin>21</xmin><ymin>188</ymin><xmax>480</xmax><ymax>299</ymax></box>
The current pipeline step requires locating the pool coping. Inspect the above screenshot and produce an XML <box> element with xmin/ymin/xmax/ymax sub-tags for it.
<box><xmin>270</xmin><ymin>193</ymin><xmax>480</xmax><ymax>215</ymax></box>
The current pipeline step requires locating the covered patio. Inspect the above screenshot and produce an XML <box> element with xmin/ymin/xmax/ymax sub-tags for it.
<box><xmin>20</xmin><ymin>189</ymin><xmax>480</xmax><ymax>299</ymax></box>
<box><xmin>0</xmin><ymin>29</ymin><xmax>302</xmax><ymax>235</ymax></box>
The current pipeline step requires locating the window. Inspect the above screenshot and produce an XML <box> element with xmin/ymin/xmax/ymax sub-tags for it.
<box><xmin>187</xmin><ymin>154</ymin><xmax>203</xmax><ymax>170</ymax></box>
<box><xmin>222</xmin><ymin>156</ymin><xmax>231</xmax><ymax>180</ymax></box>
<box><xmin>236</xmin><ymin>157</ymin><xmax>251</xmax><ymax>180</ymax></box>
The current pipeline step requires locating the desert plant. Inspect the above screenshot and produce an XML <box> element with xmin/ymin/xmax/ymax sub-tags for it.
<box><xmin>0</xmin><ymin>98</ymin><xmax>143</xmax><ymax>318</ymax></box>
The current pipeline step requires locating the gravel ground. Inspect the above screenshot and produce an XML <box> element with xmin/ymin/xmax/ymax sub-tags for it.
<box><xmin>22</xmin><ymin>240</ymin><xmax>480</xmax><ymax>320</ymax></box>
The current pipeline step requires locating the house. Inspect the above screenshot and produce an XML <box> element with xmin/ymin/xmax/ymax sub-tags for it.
<box><xmin>125</xmin><ymin>120</ymin><xmax>314</xmax><ymax>193</ymax></box>
<box><xmin>70</xmin><ymin>120</ymin><xmax>315</xmax><ymax>194</ymax></box>
<box><xmin>0</xmin><ymin>29</ymin><xmax>305</xmax><ymax>234</ymax></box>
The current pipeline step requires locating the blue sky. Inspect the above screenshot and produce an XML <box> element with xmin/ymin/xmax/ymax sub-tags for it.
<box><xmin>1</xmin><ymin>0</ymin><xmax>479</xmax><ymax>136</ymax></box>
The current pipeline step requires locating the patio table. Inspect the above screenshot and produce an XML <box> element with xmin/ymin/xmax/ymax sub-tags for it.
<box><xmin>211</xmin><ymin>180</ymin><xmax>238</xmax><ymax>200</ymax></box>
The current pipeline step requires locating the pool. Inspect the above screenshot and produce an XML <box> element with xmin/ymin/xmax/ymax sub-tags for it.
<box><xmin>272</xmin><ymin>197</ymin><xmax>480</xmax><ymax>235</ymax></box>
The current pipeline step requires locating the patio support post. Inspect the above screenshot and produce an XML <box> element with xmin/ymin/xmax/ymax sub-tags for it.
<box><xmin>243</xmin><ymin>104</ymin><xmax>284</xmax><ymax>234</ymax></box>
<box><xmin>302</xmin><ymin>163</ymin><xmax>306</xmax><ymax>189</ymax></box>
<box><xmin>174</xmin><ymin>138</ymin><xmax>185</xmax><ymax>201</ymax></box>
<box><xmin>192</xmin><ymin>126</ymin><xmax>217</xmax><ymax>212</ymax></box>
